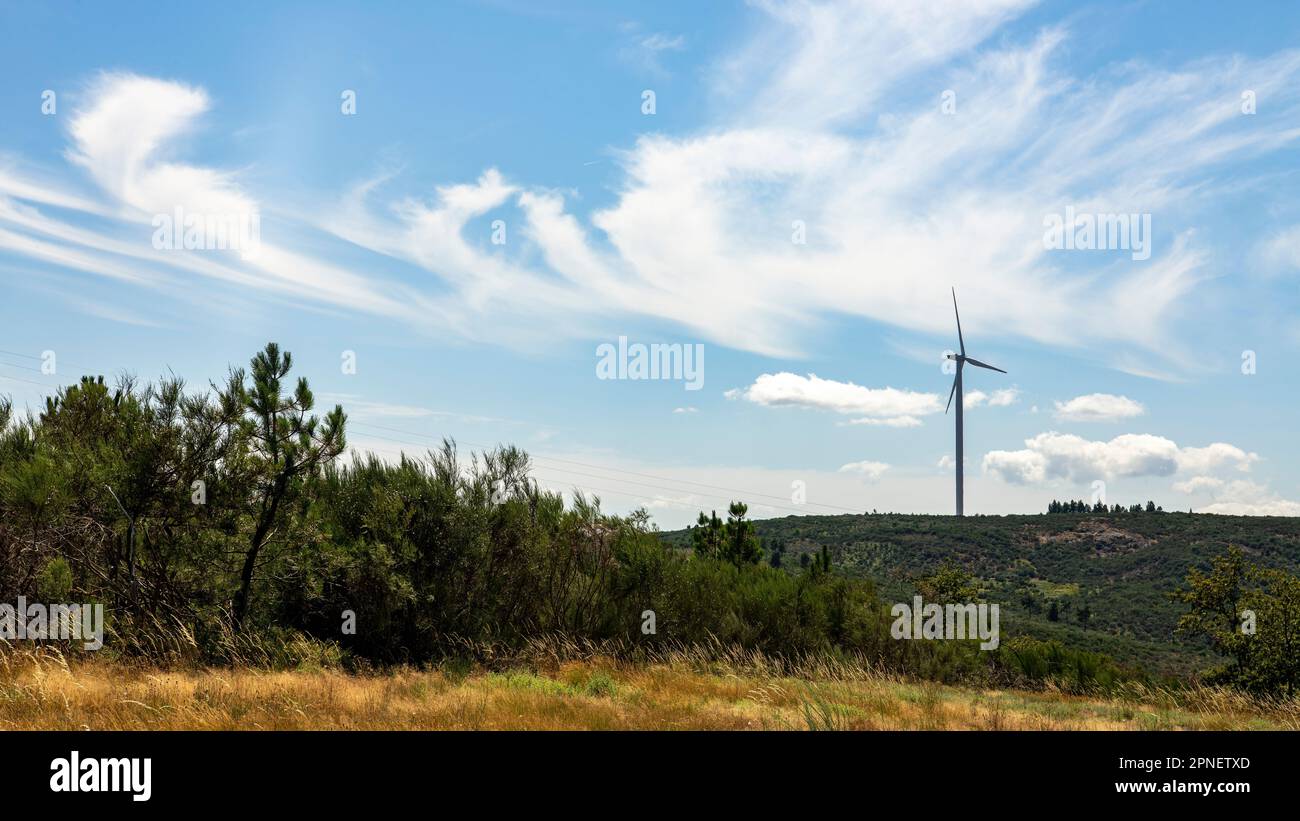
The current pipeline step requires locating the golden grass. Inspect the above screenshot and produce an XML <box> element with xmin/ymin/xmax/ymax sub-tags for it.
<box><xmin>3</xmin><ymin>645</ymin><xmax>1298</xmax><ymax>730</ymax></box>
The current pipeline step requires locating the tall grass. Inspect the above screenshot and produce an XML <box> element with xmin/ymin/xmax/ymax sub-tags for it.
<box><xmin>4</xmin><ymin>640</ymin><xmax>1296</xmax><ymax>731</ymax></box>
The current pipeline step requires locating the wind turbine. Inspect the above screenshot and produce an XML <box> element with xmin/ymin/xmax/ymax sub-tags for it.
<box><xmin>946</xmin><ymin>288</ymin><xmax>1006</xmax><ymax>516</ymax></box>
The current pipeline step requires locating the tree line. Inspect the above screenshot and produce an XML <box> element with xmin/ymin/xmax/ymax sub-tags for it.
<box><xmin>1047</xmin><ymin>499</ymin><xmax>1165</xmax><ymax>514</ymax></box>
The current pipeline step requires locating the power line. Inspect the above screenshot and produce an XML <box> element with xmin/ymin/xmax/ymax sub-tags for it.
<box><xmin>0</xmin><ymin>356</ymin><xmax>44</xmax><ymax>373</ymax></box>
<box><xmin>352</xmin><ymin>429</ymin><xmax>815</xmax><ymax>517</ymax></box>
<box><xmin>351</xmin><ymin>419</ymin><xmax>862</xmax><ymax>513</ymax></box>
<box><xmin>0</xmin><ymin>371</ymin><xmax>56</xmax><ymax>390</ymax></box>
<box><xmin>0</xmin><ymin>348</ymin><xmax>116</xmax><ymax>376</ymax></box>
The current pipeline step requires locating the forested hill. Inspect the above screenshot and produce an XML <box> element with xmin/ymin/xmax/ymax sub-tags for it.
<box><xmin>661</xmin><ymin>511</ymin><xmax>1300</xmax><ymax>675</ymax></box>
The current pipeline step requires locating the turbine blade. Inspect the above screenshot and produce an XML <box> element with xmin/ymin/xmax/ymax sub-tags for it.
<box><xmin>952</xmin><ymin>287</ymin><xmax>965</xmax><ymax>356</ymax></box>
<box><xmin>945</xmin><ymin>374</ymin><xmax>958</xmax><ymax>413</ymax></box>
<box><xmin>964</xmin><ymin>357</ymin><xmax>1006</xmax><ymax>374</ymax></box>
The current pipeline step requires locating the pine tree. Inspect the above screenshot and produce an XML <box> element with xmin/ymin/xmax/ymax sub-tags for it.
<box><xmin>230</xmin><ymin>343</ymin><xmax>347</xmax><ymax>627</ymax></box>
<box><xmin>691</xmin><ymin>510</ymin><xmax>724</xmax><ymax>559</ymax></box>
<box><xmin>721</xmin><ymin>501</ymin><xmax>763</xmax><ymax>566</ymax></box>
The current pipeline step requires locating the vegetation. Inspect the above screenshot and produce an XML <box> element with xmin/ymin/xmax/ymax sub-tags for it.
<box><xmin>3</xmin><ymin>644</ymin><xmax>1296</xmax><ymax>731</ymax></box>
<box><xmin>1047</xmin><ymin>498</ymin><xmax>1165</xmax><ymax>514</ymax></box>
<box><xmin>3</xmin><ymin>343</ymin><xmax>1299</xmax><ymax>720</ymax></box>
<box><xmin>1173</xmin><ymin>545</ymin><xmax>1300</xmax><ymax>696</ymax></box>
<box><xmin>664</xmin><ymin>508</ymin><xmax>1300</xmax><ymax>686</ymax></box>
<box><xmin>0</xmin><ymin>344</ymin><xmax>983</xmax><ymax>683</ymax></box>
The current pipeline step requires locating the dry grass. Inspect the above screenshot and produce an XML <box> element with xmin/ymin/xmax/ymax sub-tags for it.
<box><xmin>3</xmin><ymin>644</ymin><xmax>1298</xmax><ymax>730</ymax></box>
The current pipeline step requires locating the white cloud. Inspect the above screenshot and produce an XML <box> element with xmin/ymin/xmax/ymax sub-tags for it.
<box><xmin>642</xmin><ymin>32</ymin><xmax>685</xmax><ymax>51</ymax></box>
<box><xmin>715</xmin><ymin>0</ymin><xmax>1035</xmax><ymax>129</ymax></box>
<box><xmin>965</xmin><ymin>387</ymin><xmax>1020</xmax><ymax>408</ymax></box>
<box><xmin>727</xmin><ymin>372</ymin><xmax>940</xmax><ymax>426</ymax></box>
<box><xmin>1053</xmin><ymin>393</ymin><xmax>1145</xmax><ymax>422</ymax></box>
<box><xmin>324</xmin><ymin>398</ymin><xmax>432</xmax><ymax>419</ymax></box>
<box><xmin>619</xmin><ymin>29</ymin><xmax>686</xmax><ymax>76</ymax></box>
<box><xmin>843</xmin><ymin>415</ymin><xmax>924</xmax><ymax>428</ymax></box>
<box><xmin>320</xmin><ymin>393</ymin><xmax>520</xmax><ymax>426</ymax></box>
<box><xmin>672</xmin><ymin>406</ymin><xmax>698</xmax><ymax>414</ymax></box>
<box><xmin>1261</xmin><ymin>224</ymin><xmax>1300</xmax><ymax>275</ymax></box>
<box><xmin>1173</xmin><ymin>476</ymin><xmax>1224</xmax><ymax>494</ymax></box>
<box><xmin>67</xmin><ymin>73</ymin><xmax>253</xmax><ymax>219</ymax></box>
<box><xmin>1198</xmin><ymin>480</ymin><xmax>1300</xmax><ymax>517</ymax></box>
<box><xmin>1178</xmin><ymin>443</ymin><xmax>1259</xmax><ymax>475</ymax></box>
<box><xmin>983</xmin><ymin>431</ymin><xmax>1257</xmax><ymax>484</ymax></box>
<box><xmin>0</xmin><ymin>73</ymin><xmax>431</xmax><ymax>325</ymax></box>
<box><xmin>838</xmin><ymin>460</ymin><xmax>890</xmax><ymax>481</ymax></box>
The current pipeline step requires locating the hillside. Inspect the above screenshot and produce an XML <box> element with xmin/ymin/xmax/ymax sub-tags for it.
<box><xmin>661</xmin><ymin>512</ymin><xmax>1300</xmax><ymax>676</ymax></box>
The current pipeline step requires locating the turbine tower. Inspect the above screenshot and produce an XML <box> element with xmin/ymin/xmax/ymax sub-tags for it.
<box><xmin>946</xmin><ymin>288</ymin><xmax>1006</xmax><ymax>516</ymax></box>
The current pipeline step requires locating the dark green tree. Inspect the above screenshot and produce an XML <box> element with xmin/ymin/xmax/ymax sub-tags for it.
<box><xmin>691</xmin><ymin>510</ymin><xmax>724</xmax><ymax>560</ymax></box>
<box><xmin>769</xmin><ymin>539</ymin><xmax>784</xmax><ymax>569</ymax></box>
<box><xmin>229</xmin><ymin>343</ymin><xmax>347</xmax><ymax>627</ymax></box>
<box><xmin>916</xmin><ymin>560</ymin><xmax>979</xmax><ymax>602</ymax></box>
<box><xmin>1077</xmin><ymin>603</ymin><xmax>1092</xmax><ymax>629</ymax></box>
<box><xmin>720</xmin><ymin>501</ymin><xmax>762</xmax><ymax>566</ymax></box>
<box><xmin>1168</xmin><ymin>545</ymin><xmax>1300</xmax><ymax>694</ymax></box>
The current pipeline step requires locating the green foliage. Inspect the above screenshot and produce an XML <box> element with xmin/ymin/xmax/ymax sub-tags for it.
<box><xmin>230</xmin><ymin>343</ymin><xmax>347</xmax><ymax>626</ymax></box>
<box><xmin>723</xmin><ymin>502</ymin><xmax>763</xmax><ymax>566</ymax></box>
<box><xmin>1173</xmin><ymin>546</ymin><xmax>1300</xmax><ymax>696</ymax></box>
<box><xmin>916</xmin><ymin>560</ymin><xmax>979</xmax><ymax>602</ymax></box>
<box><xmin>994</xmin><ymin>636</ymin><xmax>1122</xmax><ymax>693</ymax></box>
<box><xmin>0</xmin><ymin>352</ymin><xmax>916</xmax><ymax>671</ymax></box>
<box><xmin>691</xmin><ymin>510</ymin><xmax>724</xmax><ymax>560</ymax></box>
<box><xmin>583</xmin><ymin>671</ymin><xmax>617</xmax><ymax>698</ymax></box>
<box><xmin>1047</xmin><ymin>498</ymin><xmax>1165</xmax><ymax>514</ymax></box>
<box><xmin>36</xmin><ymin>557</ymin><xmax>73</xmax><ymax>601</ymax></box>
<box><xmin>691</xmin><ymin>501</ymin><xmax>762</xmax><ymax>566</ymax></box>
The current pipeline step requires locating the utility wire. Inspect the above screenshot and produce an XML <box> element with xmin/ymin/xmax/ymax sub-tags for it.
<box><xmin>350</xmin><ymin>420</ymin><xmax>863</xmax><ymax>514</ymax></box>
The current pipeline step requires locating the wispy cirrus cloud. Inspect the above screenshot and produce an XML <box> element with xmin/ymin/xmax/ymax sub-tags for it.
<box><xmin>4</xmin><ymin>2</ymin><xmax>1300</xmax><ymax>374</ymax></box>
<box><xmin>619</xmin><ymin>28</ymin><xmax>686</xmax><ymax>76</ymax></box>
<box><xmin>1</xmin><ymin>72</ymin><xmax>434</xmax><ymax>326</ymax></box>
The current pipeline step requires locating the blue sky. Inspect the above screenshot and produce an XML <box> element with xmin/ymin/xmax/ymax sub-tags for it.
<box><xmin>2</xmin><ymin>0</ymin><xmax>1299</xmax><ymax>527</ymax></box>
